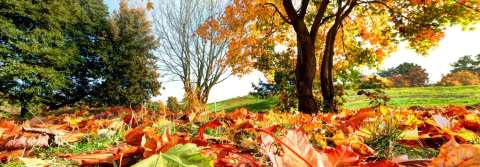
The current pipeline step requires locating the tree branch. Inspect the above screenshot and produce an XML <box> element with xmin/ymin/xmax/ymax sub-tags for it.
<box><xmin>282</xmin><ymin>0</ymin><xmax>299</xmax><ymax>24</ymax></box>
<box><xmin>310</xmin><ymin>0</ymin><xmax>330</xmax><ymax>40</ymax></box>
<box><xmin>264</xmin><ymin>2</ymin><xmax>292</xmax><ymax>24</ymax></box>
<box><xmin>359</xmin><ymin>0</ymin><xmax>434</xmax><ymax>27</ymax></box>
<box><xmin>298</xmin><ymin>0</ymin><xmax>310</xmax><ymax>18</ymax></box>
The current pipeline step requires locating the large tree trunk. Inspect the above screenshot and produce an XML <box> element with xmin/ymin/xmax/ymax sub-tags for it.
<box><xmin>320</xmin><ymin>24</ymin><xmax>340</xmax><ymax>112</ymax></box>
<box><xmin>295</xmin><ymin>33</ymin><xmax>318</xmax><ymax>113</ymax></box>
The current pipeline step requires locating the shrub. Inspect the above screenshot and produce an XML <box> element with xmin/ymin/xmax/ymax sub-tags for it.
<box><xmin>167</xmin><ymin>96</ymin><xmax>182</xmax><ymax>112</ymax></box>
<box><xmin>358</xmin><ymin>76</ymin><xmax>392</xmax><ymax>89</ymax></box>
<box><xmin>146</xmin><ymin>100</ymin><xmax>166</xmax><ymax>112</ymax></box>
<box><xmin>438</xmin><ymin>70</ymin><xmax>480</xmax><ymax>86</ymax></box>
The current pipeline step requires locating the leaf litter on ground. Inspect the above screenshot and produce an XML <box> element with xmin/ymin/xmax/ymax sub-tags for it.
<box><xmin>0</xmin><ymin>104</ymin><xmax>479</xmax><ymax>166</ymax></box>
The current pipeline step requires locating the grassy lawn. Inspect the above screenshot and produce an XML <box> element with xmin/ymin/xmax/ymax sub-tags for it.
<box><xmin>207</xmin><ymin>85</ymin><xmax>480</xmax><ymax>112</ymax></box>
<box><xmin>207</xmin><ymin>96</ymin><xmax>279</xmax><ymax>112</ymax></box>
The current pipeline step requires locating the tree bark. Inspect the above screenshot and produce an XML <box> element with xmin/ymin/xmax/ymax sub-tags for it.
<box><xmin>294</xmin><ymin>27</ymin><xmax>318</xmax><ymax>113</ymax></box>
<box><xmin>320</xmin><ymin>24</ymin><xmax>339</xmax><ymax>112</ymax></box>
<box><xmin>320</xmin><ymin>0</ymin><xmax>356</xmax><ymax>112</ymax></box>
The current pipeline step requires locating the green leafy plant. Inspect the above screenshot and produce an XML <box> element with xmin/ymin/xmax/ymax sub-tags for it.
<box><xmin>357</xmin><ymin>89</ymin><xmax>391</xmax><ymax>107</ymax></box>
<box><xmin>363</xmin><ymin>113</ymin><xmax>401</xmax><ymax>159</ymax></box>
<box><xmin>132</xmin><ymin>144</ymin><xmax>214</xmax><ymax>167</ymax></box>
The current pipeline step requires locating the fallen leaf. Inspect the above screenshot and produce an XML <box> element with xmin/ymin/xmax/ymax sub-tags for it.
<box><xmin>429</xmin><ymin>139</ymin><xmax>480</xmax><ymax>167</ymax></box>
<box><xmin>261</xmin><ymin>129</ymin><xmax>328</xmax><ymax>167</ymax></box>
<box><xmin>132</xmin><ymin>144</ymin><xmax>214</xmax><ymax>167</ymax></box>
<box><xmin>358</xmin><ymin>160</ymin><xmax>399</xmax><ymax>167</ymax></box>
<box><xmin>432</xmin><ymin>114</ymin><xmax>451</xmax><ymax>129</ymax></box>
<box><xmin>62</xmin><ymin>145</ymin><xmax>143</xmax><ymax>165</ymax></box>
<box><xmin>193</xmin><ymin>119</ymin><xmax>221</xmax><ymax>146</ymax></box>
<box><xmin>19</xmin><ymin>157</ymin><xmax>50</xmax><ymax>167</ymax></box>
<box><xmin>324</xmin><ymin>145</ymin><xmax>361</xmax><ymax>167</ymax></box>
<box><xmin>339</xmin><ymin>108</ymin><xmax>376</xmax><ymax>132</ymax></box>
<box><xmin>0</xmin><ymin>149</ymin><xmax>25</xmax><ymax>162</ymax></box>
<box><xmin>461</xmin><ymin>114</ymin><xmax>480</xmax><ymax>131</ymax></box>
<box><xmin>399</xmin><ymin>128</ymin><xmax>419</xmax><ymax>140</ymax></box>
<box><xmin>5</xmin><ymin>135</ymin><xmax>49</xmax><ymax>149</ymax></box>
<box><xmin>125</xmin><ymin>127</ymin><xmax>145</xmax><ymax>146</ymax></box>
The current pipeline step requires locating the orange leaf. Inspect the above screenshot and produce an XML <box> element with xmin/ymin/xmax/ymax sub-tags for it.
<box><xmin>0</xmin><ymin>149</ymin><xmax>26</xmax><ymax>162</ymax></box>
<box><xmin>324</xmin><ymin>145</ymin><xmax>361</xmax><ymax>167</ymax></box>
<box><xmin>358</xmin><ymin>160</ymin><xmax>399</xmax><ymax>167</ymax></box>
<box><xmin>429</xmin><ymin>139</ymin><xmax>480</xmax><ymax>167</ymax></box>
<box><xmin>193</xmin><ymin>119</ymin><xmax>221</xmax><ymax>146</ymax></box>
<box><xmin>339</xmin><ymin>108</ymin><xmax>376</xmax><ymax>132</ymax></box>
<box><xmin>61</xmin><ymin>145</ymin><xmax>142</xmax><ymax>165</ymax></box>
<box><xmin>261</xmin><ymin>129</ymin><xmax>328</xmax><ymax>167</ymax></box>
<box><xmin>125</xmin><ymin>127</ymin><xmax>145</xmax><ymax>146</ymax></box>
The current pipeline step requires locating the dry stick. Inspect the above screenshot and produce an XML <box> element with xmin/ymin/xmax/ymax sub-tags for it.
<box><xmin>119</xmin><ymin>152</ymin><xmax>124</xmax><ymax>167</ymax></box>
<box><xmin>256</xmin><ymin>128</ymin><xmax>314</xmax><ymax>167</ymax></box>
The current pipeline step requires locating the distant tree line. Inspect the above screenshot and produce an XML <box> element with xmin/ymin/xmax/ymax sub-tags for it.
<box><xmin>0</xmin><ymin>0</ymin><xmax>160</xmax><ymax>117</ymax></box>
<box><xmin>373</xmin><ymin>54</ymin><xmax>480</xmax><ymax>88</ymax></box>
<box><xmin>378</xmin><ymin>63</ymin><xmax>429</xmax><ymax>87</ymax></box>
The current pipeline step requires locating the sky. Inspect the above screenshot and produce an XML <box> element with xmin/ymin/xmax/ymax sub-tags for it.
<box><xmin>104</xmin><ymin>1</ymin><xmax>480</xmax><ymax>103</ymax></box>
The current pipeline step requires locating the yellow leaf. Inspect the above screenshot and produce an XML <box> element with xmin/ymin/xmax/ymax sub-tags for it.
<box><xmin>332</xmin><ymin>131</ymin><xmax>347</xmax><ymax>146</ymax></box>
<box><xmin>454</xmin><ymin>128</ymin><xmax>478</xmax><ymax>142</ymax></box>
<box><xmin>379</xmin><ymin>106</ymin><xmax>388</xmax><ymax>115</ymax></box>
<box><xmin>19</xmin><ymin>157</ymin><xmax>50</xmax><ymax>167</ymax></box>
<box><xmin>400</xmin><ymin>128</ymin><xmax>419</xmax><ymax>140</ymax></box>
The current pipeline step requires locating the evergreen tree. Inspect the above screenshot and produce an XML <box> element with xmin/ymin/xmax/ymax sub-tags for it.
<box><xmin>451</xmin><ymin>55</ymin><xmax>480</xmax><ymax>74</ymax></box>
<box><xmin>98</xmin><ymin>1</ymin><xmax>160</xmax><ymax>106</ymax></box>
<box><xmin>0</xmin><ymin>0</ymin><xmax>104</xmax><ymax>117</ymax></box>
<box><xmin>51</xmin><ymin>0</ymin><xmax>110</xmax><ymax>108</ymax></box>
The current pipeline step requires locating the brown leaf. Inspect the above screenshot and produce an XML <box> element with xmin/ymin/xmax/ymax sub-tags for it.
<box><xmin>443</xmin><ymin>106</ymin><xmax>469</xmax><ymax>117</ymax></box>
<box><xmin>62</xmin><ymin>145</ymin><xmax>142</xmax><ymax>165</ymax></box>
<box><xmin>0</xmin><ymin>149</ymin><xmax>26</xmax><ymax>162</ymax></box>
<box><xmin>208</xmin><ymin>144</ymin><xmax>260</xmax><ymax>167</ymax></box>
<box><xmin>125</xmin><ymin>127</ymin><xmax>145</xmax><ymax>146</ymax></box>
<box><xmin>146</xmin><ymin>1</ymin><xmax>154</xmax><ymax>10</ymax></box>
<box><xmin>228</xmin><ymin>108</ymin><xmax>249</xmax><ymax>121</ymax></box>
<box><xmin>5</xmin><ymin>135</ymin><xmax>49</xmax><ymax>150</ymax></box>
<box><xmin>429</xmin><ymin>139</ymin><xmax>480</xmax><ymax>167</ymax></box>
<box><xmin>65</xmin><ymin>153</ymin><xmax>116</xmax><ymax>165</ymax></box>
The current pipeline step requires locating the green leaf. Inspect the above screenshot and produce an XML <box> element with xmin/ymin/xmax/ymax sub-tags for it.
<box><xmin>132</xmin><ymin>144</ymin><xmax>213</xmax><ymax>167</ymax></box>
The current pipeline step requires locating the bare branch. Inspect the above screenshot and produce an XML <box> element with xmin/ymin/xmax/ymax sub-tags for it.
<box><xmin>153</xmin><ymin>0</ymin><xmax>231</xmax><ymax>103</ymax></box>
<box><xmin>263</xmin><ymin>2</ymin><xmax>292</xmax><ymax>24</ymax></box>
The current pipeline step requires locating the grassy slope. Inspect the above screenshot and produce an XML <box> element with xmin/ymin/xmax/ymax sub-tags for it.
<box><xmin>207</xmin><ymin>85</ymin><xmax>480</xmax><ymax>112</ymax></box>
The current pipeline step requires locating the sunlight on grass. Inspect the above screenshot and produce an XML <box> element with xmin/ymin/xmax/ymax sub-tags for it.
<box><xmin>209</xmin><ymin>85</ymin><xmax>480</xmax><ymax>112</ymax></box>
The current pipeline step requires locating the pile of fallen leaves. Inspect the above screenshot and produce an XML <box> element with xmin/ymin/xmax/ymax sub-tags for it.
<box><xmin>1</xmin><ymin>105</ymin><xmax>480</xmax><ymax>166</ymax></box>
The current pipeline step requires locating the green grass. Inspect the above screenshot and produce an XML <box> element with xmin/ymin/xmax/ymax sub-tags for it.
<box><xmin>208</xmin><ymin>85</ymin><xmax>480</xmax><ymax>112</ymax></box>
<box><xmin>345</xmin><ymin>85</ymin><xmax>480</xmax><ymax>109</ymax></box>
<box><xmin>207</xmin><ymin>96</ymin><xmax>279</xmax><ymax>112</ymax></box>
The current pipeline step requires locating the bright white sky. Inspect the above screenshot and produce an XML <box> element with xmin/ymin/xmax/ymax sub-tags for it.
<box><xmin>104</xmin><ymin>1</ymin><xmax>480</xmax><ymax>103</ymax></box>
